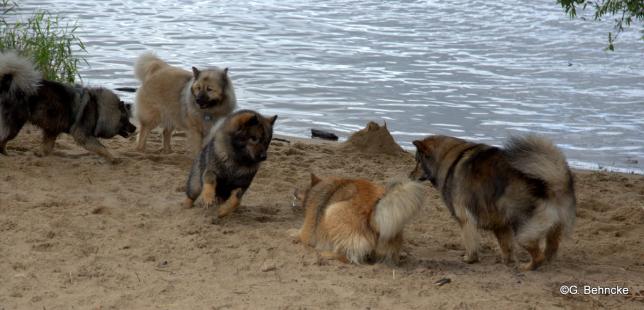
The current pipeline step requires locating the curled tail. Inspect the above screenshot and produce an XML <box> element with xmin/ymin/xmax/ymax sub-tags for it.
<box><xmin>0</xmin><ymin>51</ymin><xmax>40</xmax><ymax>97</ymax></box>
<box><xmin>134</xmin><ymin>52</ymin><xmax>167</xmax><ymax>82</ymax></box>
<box><xmin>505</xmin><ymin>134</ymin><xmax>576</xmax><ymax>235</ymax></box>
<box><xmin>372</xmin><ymin>180</ymin><xmax>426</xmax><ymax>241</ymax></box>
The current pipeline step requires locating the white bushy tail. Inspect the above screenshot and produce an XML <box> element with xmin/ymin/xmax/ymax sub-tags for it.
<box><xmin>0</xmin><ymin>51</ymin><xmax>41</xmax><ymax>96</ymax></box>
<box><xmin>372</xmin><ymin>180</ymin><xmax>426</xmax><ymax>241</ymax></box>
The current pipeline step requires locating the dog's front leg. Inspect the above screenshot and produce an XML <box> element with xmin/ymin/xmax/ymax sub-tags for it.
<box><xmin>216</xmin><ymin>188</ymin><xmax>244</xmax><ymax>219</ymax></box>
<box><xmin>201</xmin><ymin>170</ymin><xmax>217</xmax><ymax>209</ymax></box>
<box><xmin>39</xmin><ymin>131</ymin><xmax>59</xmax><ymax>156</ymax></box>
<box><xmin>187</xmin><ymin>129</ymin><xmax>204</xmax><ymax>157</ymax></box>
<box><xmin>72</xmin><ymin>131</ymin><xmax>118</xmax><ymax>163</ymax></box>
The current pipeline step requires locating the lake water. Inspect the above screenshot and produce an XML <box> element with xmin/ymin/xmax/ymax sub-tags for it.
<box><xmin>14</xmin><ymin>0</ymin><xmax>644</xmax><ymax>173</ymax></box>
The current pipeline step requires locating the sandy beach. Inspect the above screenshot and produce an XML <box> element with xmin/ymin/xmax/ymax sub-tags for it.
<box><xmin>1</xmin><ymin>123</ymin><xmax>643</xmax><ymax>309</ymax></box>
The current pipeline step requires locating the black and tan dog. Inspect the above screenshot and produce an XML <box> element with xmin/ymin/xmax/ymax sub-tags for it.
<box><xmin>410</xmin><ymin>134</ymin><xmax>576</xmax><ymax>270</ymax></box>
<box><xmin>183</xmin><ymin>110</ymin><xmax>277</xmax><ymax>221</ymax></box>
<box><xmin>0</xmin><ymin>51</ymin><xmax>136</xmax><ymax>162</ymax></box>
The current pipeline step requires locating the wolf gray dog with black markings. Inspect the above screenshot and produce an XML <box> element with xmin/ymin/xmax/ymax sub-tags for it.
<box><xmin>410</xmin><ymin>134</ymin><xmax>576</xmax><ymax>271</ymax></box>
<box><xmin>0</xmin><ymin>51</ymin><xmax>136</xmax><ymax>163</ymax></box>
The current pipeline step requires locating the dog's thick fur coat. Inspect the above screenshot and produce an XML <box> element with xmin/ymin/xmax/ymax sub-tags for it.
<box><xmin>293</xmin><ymin>175</ymin><xmax>425</xmax><ymax>265</ymax></box>
<box><xmin>183</xmin><ymin>110</ymin><xmax>277</xmax><ymax>222</ymax></box>
<box><xmin>0</xmin><ymin>51</ymin><xmax>136</xmax><ymax>162</ymax></box>
<box><xmin>410</xmin><ymin>134</ymin><xmax>576</xmax><ymax>270</ymax></box>
<box><xmin>133</xmin><ymin>52</ymin><xmax>236</xmax><ymax>155</ymax></box>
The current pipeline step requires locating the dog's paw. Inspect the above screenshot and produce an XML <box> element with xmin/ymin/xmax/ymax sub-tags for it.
<box><xmin>182</xmin><ymin>197</ymin><xmax>194</xmax><ymax>209</ymax></box>
<box><xmin>155</xmin><ymin>147</ymin><xmax>173</xmax><ymax>155</ymax></box>
<box><xmin>203</xmin><ymin>199</ymin><xmax>214</xmax><ymax>209</ymax></box>
<box><xmin>519</xmin><ymin>262</ymin><xmax>536</xmax><ymax>271</ymax></box>
<box><xmin>286</xmin><ymin>228</ymin><xmax>301</xmax><ymax>243</ymax></box>
<box><xmin>109</xmin><ymin>158</ymin><xmax>123</xmax><ymax>165</ymax></box>
<box><xmin>463</xmin><ymin>253</ymin><xmax>479</xmax><ymax>264</ymax></box>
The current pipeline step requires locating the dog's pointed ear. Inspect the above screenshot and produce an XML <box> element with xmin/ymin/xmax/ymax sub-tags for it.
<box><xmin>192</xmin><ymin>67</ymin><xmax>201</xmax><ymax>78</ymax></box>
<box><xmin>246</xmin><ymin>114</ymin><xmax>259</xmax><ymax>126</ymax></box>
<box><xmin>310</xmin><ymin>173</ymin><xmax>321</xmax><ymax>186</ymax></box>
<box><xmin>268</xmin><ymin>115</ymin><xmax>278</xmax><ymax>126</ymax></box>
<box><xmin>223</xmin><ymin>67</ymin><xmax>229</xmax><ymax>76</ymax></box>
<box><xmin>413</xmin><ymin>140</ymin><xmax>427</xmax><ymax>153</ymax></box>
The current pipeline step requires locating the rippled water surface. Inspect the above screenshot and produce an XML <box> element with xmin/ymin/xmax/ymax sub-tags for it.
<box><xmin>16</xmin><ymin>0</ymin><xmax>644</xmax><ymax>172</ymax></box>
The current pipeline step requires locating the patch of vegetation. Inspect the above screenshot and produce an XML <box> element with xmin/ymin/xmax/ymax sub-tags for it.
<box><xmin>1</xmin><ymin>0</ymin><xmax>86</xmax><ymax>82</ymax></box>
<box><xmin>557</xmin><ymin>0</ymin><xmax>644</xmax><ymax>50</ymax></box>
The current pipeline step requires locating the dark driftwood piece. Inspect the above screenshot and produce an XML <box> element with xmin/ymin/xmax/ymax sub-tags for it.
<box><xmin>115</xmin><ymin>87</ymin><xmax>137</xmax><ymax>93</ymax></box>
<box><xmin>311</xmin><ymin>129</ymin><xmax>338</xmax><ymax>141</ymax></box>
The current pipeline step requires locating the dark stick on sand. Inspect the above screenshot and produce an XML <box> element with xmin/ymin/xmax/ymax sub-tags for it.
<box><xmin>311</xmin><ymin>129</ymin><xmax>338</xmax><ymax>141</ymax></box>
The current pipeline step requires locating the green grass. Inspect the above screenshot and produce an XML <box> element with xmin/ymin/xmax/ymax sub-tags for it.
<box><xmin>1</xmin><ymin>0</ymin><xmax>86</xmax><ymax>83</ymax></box>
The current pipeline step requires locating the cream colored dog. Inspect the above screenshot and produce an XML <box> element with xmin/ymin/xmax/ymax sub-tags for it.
<box><xmin>133</xmin><ymin>52</ymin><xmax>236</xmax><ymax>154</ymax></box>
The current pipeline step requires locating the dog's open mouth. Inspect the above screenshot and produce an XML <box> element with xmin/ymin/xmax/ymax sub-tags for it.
<box><xmin>119</xmin><ymin>124</ymin><xmax>137</xmax><ymax>138</ymax></box>
<box><xmin>119</xmin><ymin>130</ymin><xmax>131</xmax><ymax>138</ymax></box>
<box><xmin>195</xmin><ymin>98</ymin><xmax>221</xmax><ymax>109</ymax></box>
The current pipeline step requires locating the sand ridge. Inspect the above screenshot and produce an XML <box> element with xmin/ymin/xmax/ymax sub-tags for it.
<box><xmin>0</xmin><ymin>124</ymin><xmax>643</xmax><ymax>309</ymax></box>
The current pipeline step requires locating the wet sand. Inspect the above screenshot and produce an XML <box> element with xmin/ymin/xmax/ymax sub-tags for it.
<box><xmin>0</xmin><ymin>124</ymin><xmax>643</xmax><ymax>309</ymax></box>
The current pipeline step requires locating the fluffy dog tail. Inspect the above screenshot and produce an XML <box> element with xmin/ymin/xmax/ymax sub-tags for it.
<box><xmin>134</xmin><ymin>52</ymin><xmax>166</xmax><ymax>82</ymax></box>
<box><xmin>372</xmin><ymin>179</ymin><xmax>425</xmax><ymax>241</ymax></box>
<box><xmin>0</xmin><ymin>51</ymin><xmax>40</xmax><ymax>97</ymax></box>
<box><xmin>505</xmin><ymin>135</ymin><xmax>576</xmax><ymax>236</ymax></box>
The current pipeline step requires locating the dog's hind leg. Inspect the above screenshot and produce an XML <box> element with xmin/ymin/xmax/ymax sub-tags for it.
<box><xmin>516</xmin><ymin>203</ymin><xmax>558</xmax><ymax>270</ymax></box>
<box><xmin>493</xmin><ymin>226</ymin><xmax>515</xmax><ymax>265</ymax></box>
<box><xmin>319</xmin><ymin>251</ymin><xmax>349</xmax><ymax>264</ymax></box>
<box><xmin>135</xmin><ymin>122</ymin><xmax>153</xmax><ymax>152</ymax></box>
<box><xmin>458</xmin><ymin>210</ymin><xmax>480</xmax><ymax>264</ymax></box>
<box><xmin>159</xmin><ymin>127</ymin><xmax>173</xmax><ymax>154</ymax></box>
<box><xmin>0</xmin><ymin>110</ymin><xmax>27</xmax><ymax>155</ymax></box>
<box><xmin>375</xmin><ymin>233</ymin><xmax>403</xmax><ymax>266</ymax></box>
<box><xmin>544</xmin><ymin>224</ymin><xmax>562</xmax><ymax>262</ymax></box>
<box><xmin>519</xmin><ymin>240</ymin><xmax>545</xmax><ymax>271</ymax></box>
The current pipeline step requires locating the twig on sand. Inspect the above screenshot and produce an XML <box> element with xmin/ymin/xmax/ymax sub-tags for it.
<box><xmin>435</xmin><ymin>277</ymin><xmax>451</xmax><ymax>286</ymax></box>
<box><xmin>273</xmin><ymin>137</ymin><xmax>291</xmax><ymax>143</ymax></box>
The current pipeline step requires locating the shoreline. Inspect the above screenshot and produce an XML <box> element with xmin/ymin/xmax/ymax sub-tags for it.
<box><xmin>275</xmin><ymin>133</ymin><xmax>644</xmax><ymax>176</ymax></box>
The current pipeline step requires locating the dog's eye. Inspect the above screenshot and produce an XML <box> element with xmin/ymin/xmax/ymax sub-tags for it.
<box><xmin>249</xmin><ymin>137</ymin><xmax>259</xmax><ymax>144</ymax></box>
<box><xmin>206</xmin><ymin>86</ymin><xmax>212</xmax><ymax>92</ymax></box>
<box><xmin>195</xmin><ymin>85</ymin><xmax>201</xmax><ymax>91</ymax></box>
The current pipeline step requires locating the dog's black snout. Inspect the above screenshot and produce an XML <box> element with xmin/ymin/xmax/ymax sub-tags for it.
<box><xmin>127</xmin><ymin>123</ymin><xmax>137</xmax><ymax>133</ymax></box>
<box><xmin>258</xmin><ymin>152</ymin><xmax>267</xmax><ymax>161</ymax></box>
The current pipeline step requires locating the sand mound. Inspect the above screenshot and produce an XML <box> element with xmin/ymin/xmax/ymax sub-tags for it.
<box><xmin>341</xmin><ymin>121</ymin><xmax>405</xmax><ymax>155</ymax></box>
